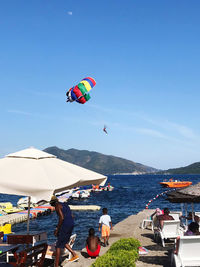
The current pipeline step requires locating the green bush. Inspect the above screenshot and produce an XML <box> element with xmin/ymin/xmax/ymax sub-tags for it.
<box><xmin>91</xmin><ymin>250</ymin><xmax>136</xmax><ymax>267</ymax></box>
<box><xmin>109</xmin><ymin>238</ymin><xmax>141</xmax><ymax>254</ymax></box>
<box><xmin>91</xmin><ymin>238</ymin><xmax>141</xmax><ymax>267</ymax></box>
<box><xmin>108</xmin><ymin>248</ymin><xmax>139</xmax><ymax>261</ymax></box>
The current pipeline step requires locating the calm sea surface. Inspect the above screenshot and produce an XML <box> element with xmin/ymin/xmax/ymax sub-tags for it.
<box><xmin>1</xmin><ymin>174</ymin><xmax>200</xmax><ymax>250</ymax></box>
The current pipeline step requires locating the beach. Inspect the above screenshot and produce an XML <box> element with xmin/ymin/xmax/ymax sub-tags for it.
<box><xmin>60</xmin><ymin>209</ymin><xmax>172</xmax><ymax>267</ymax></box>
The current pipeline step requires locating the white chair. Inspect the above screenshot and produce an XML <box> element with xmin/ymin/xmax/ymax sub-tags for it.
<box><xmin>141</xmin><ymin>218</ymin><xmax>154</xmax><ymax>231</ymax></box>
<box><xmin>154</xmin><ymin>220</ymin><xmax>181</xmax><ymax>247</ymax></box>
<box><xmin>45</xmin><ymin>233</ymin><xmax>76</xmax><ymax>261</ymax></box>
<box><xmin>170</xmin><ymin>212</ymin><xmax>182</xmax><ymax>221</ymax></box>
<box><xmin>195</xmin><ymin>211</ymin><xmax>200</xmax><ymax>217</ymax></box>
<box><xmin>172</xmin><ymin>235</ymin><xmax>200</xmax><ymax>267</ymax></box>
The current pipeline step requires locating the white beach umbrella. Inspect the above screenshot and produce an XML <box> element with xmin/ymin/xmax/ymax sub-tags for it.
<box><xmin>0</xmin><ymin>147</ymin><xmax>107</xmax><ymax>231</ymax></box>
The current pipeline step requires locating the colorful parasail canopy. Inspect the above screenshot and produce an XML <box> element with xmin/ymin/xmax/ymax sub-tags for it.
<box><xmin>66</xmin><ymin>77</ymin><xmax>96</xmax><ymax>104</ymax></box>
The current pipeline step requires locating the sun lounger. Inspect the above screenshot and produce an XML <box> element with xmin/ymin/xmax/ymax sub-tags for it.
<box><xmin>172</xmin><ymin>235</ymin><xmax>200</xmax><ymax>267</ymax></box>
<box><xmin>195</xmin><ymin>211</ymin><xmax>200</xmax><ymax>217</ymax></box>
<box><xmin>154</xmin><ymin>220</ymin><xmax>181</xmax><ymax>247</ymax></box>
<box><xmin>169</xmin><ymin>212</ymin><xmax>182</xmax><ymax>221</ymax></box>
<box><xmin>45</xmin><ymin>234</ymin><xmax>77</xmax><ymax>261</ymax></box>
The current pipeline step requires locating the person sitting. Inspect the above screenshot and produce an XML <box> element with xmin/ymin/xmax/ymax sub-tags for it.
<box><xmin>158</xmin><ymin>207</ymin><xmax>174</xmax><ymax>229</ymax></box>
<box><xmin>185</xmin><ymin>221</ymin><xmax>200</xmax><ymax>236</ymax></box>
<box><xmin>151</xmin><ymin>208</ymin><xmax>163</xmax><ymax>228</ymax></box>
<box><xmin>107</xmin><ymin>183</ymin><xmax>111</xmax><ymax>191</ymax></box>
<box><xmin>184</xmin><ymin>212</ymin><xmax>200</xmax><ymax>224</ymax></box>
<box><xmin>86</xmin><ymin>228</ymin><xmax>101</xmax><ymax>258</ymax></box>
<box><xmin>174</xmin><ymin>222</ymin><xmax>200</xmax><ymax>254</ymax></box>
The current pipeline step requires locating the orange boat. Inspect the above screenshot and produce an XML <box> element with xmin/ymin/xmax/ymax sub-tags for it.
<box><xmin>160</xmin><ymin>179</ymin><xmax>192</xmax><ymax>188</ymax></box>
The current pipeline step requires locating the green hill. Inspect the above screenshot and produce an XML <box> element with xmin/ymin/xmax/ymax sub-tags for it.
<box><xmin>43</xmin><ymin>146</ymin><xmax>158</xmax><ymax>175</ymax></box>
<box><xmin>162</xmin><ymin>162</ymin><xmax>200</xmax><ymax>174</ymax></box>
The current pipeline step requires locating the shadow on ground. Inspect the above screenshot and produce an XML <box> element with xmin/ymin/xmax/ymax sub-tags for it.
<box><xmin>139</xmin><ymin>249</ymin><xmax>173</xmax><ymax>267</ymax></box>
<box><xmin>110</xmin><ymin>233</ymin><xmax>121</xmax><ymax>237</ymax></box>
<box><xmin>144</xmin><ymin>244</ymin><xmax>170</xmax><ymax>252</ymax></box>
<box><xmin>139</xmin><ymin>255</ymin><xmax>171</xmax><ymax>267</ymax></box>
<box><xmin>81</xmin><ymin>251</ymin><xmax>90</xmax><ymax>258</ymax></box>
<box><xmin>44</xmin><ymin>258</ymin><xmax>54</xmax><ymax>267</ymax></box>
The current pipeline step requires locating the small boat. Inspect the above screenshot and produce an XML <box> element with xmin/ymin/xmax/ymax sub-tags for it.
<box><xmin>71</xmin><ymin>190</ymin><xmax>90</xmax><ymax>199</ymax></box>
<box><xmin>17</xmin><ymin>196</ymin><xmax>37</xmax><ymax>209</ymax></box>
<box><xmin>160</xmin><ymin>179</ymin><xmax>192</xmax><ymax>188</ymax></box>
<box><xmin>103</xmin><ymin>185</ymin><xmax>114</xmax><ymax>191</ymax></box>
<box><xmin>91</xmin><ymin>183</ymin><xmax>114</xmax><ymax>192</ymax></box>
<box><xmin>0</xmin><ymin>202</ymin><xmax>24</xmax><ymax>214</ymax></box>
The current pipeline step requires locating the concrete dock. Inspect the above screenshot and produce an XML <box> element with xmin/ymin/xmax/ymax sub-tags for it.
<box><xmin>60</xmin><ymin>209</ymin><xmax>172</xmax><ymax>267</ymax></box>
<box><xmin>69</xmin><ymin>205</ymin><xmax>100</xmax><ymax>211</ymax></box>
<box><xmin>0</xmin><ymin>205</ymin><xmax>101</xmax><ymax>226</ymax></box>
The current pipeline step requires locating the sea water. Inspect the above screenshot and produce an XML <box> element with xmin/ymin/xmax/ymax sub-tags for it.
<box><xmin>1</xmin><ymin>174</ymin><xmax>200</xmax><ymax>250</ymax></box>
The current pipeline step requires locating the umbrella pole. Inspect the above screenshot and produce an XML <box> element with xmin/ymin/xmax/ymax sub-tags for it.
<box><xmin>185</xmin><ymin>203</ymin><xmax>188</xmax><ymax>226</ymax></box>
<box><xmin>181</xmin><ymin>203</ymin><xmax>183</xmax><ymax>217</ymax></box>
<box><xmin>27</xmin><ymin>196</ymin><xmax>31</xmax><ymax>233</ymax></box>
<box><xmin>192</xmin><ymin>202</ymin><xmax>194</xmax><ymax>222</ymax></box>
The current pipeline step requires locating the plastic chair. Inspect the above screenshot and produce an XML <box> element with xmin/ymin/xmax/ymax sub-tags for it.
<box><xmin>172</xmin><ymin>235</ymin><xmax>200</xmax><ymax>267</ymax></box>
<box><xmin>154</xmin><ymin>220</ymin><xmax>180</xmax><ymax>247</ymax></box>
<box><xmin>141</xmin><ymin>218</ymin><xmax>154</xmax><ymax>231</ymax></box>
<box><xmin>170</xmin><ymin>212</ymin><xmax>182</xmax><ymax>221</ymax></box>
<box><xmin>45</xmin><ymin>234</ymin><xmax>77</xmax><ymax>261</ymax></box>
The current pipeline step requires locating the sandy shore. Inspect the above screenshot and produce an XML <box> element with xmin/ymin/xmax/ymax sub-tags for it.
<box><xmin>59</xmin><ymin>209</ymin><xmax>173</xmax><ymax>267</ymax></box>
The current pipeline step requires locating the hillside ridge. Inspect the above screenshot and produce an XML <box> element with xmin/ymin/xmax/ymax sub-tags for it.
<box><xmin>43</xmin><ymin>146</ymin><xmax>158</xmax><ymax>175</ymax></box>
<box><xmin>161</xmin><ymin>161</ymin><xmax>200</xmax><ymax>174</ymax></box>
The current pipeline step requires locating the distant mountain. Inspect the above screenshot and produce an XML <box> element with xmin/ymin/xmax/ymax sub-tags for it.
<box><xmin>161</xmin><ymin>162</ymin><xmax>200</xmax><ymax>174</ymax></box>
<box><xmin>43</xmin><ymin>146</ymin><xmax>158</xmax><ymax>175</ymax></box>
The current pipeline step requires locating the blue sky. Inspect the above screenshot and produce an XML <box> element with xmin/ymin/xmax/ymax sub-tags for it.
<box><xmin>1</xmin><ymin>0</ymin><xmax>200</xmax><ymax>170</ymax></box>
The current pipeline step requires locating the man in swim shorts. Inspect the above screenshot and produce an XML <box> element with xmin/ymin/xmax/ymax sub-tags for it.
<box><xmin>50</xmin><ymin>196</ymin><xmax>79</xmax><ymax>266</ymax></box>
<box><xmin>86</xmin><ymin>228</ymin><xmax>101</xmax><ymax>258</ymax></box>
<box><xmin>99</xmin><ymin>207</ymin><xmax>113</xmax><ymax>247</ymax></box>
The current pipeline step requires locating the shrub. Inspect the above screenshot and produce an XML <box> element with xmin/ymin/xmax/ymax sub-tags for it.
<box><xmin>109</xmin><ymin>238</ymin><xmax>141</xmax><ymax>255</ymax></box>
<box><xmin>91</xmin><ymin>238</ymin><xmax>141</xmax><ymax>267</ymax></box>
<box><xmin>91</xmin><ymin>250</ymin><xmax>136</xmax><ymax>267</ymax></box>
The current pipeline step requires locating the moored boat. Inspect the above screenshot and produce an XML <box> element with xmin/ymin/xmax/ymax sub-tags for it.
<box><xmin>0</xmin><ymin>202</ymin><xmax>24</xmax><ymax>214</ymax></box>
<box><xmin>17</xmin><ymin>196</ymin><xmax>37</xmax><ymax>209</ymax></box>
<box><xmin>160</xmin><ymin>179</ymin><xmax>192</xmax><ymax>188</ymax></box>
<box><xmin>71</xmin><ymin>189</ymin><xmax>90</xmax><ymax>199</ymax></box>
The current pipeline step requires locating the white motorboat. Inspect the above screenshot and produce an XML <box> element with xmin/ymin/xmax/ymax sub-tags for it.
<box><xmin>71</xmin><ymin>190</ymin><xmax>90</xmax><ymax>199</ymax></box>
<box><xmin>17</xmin><ymin>196</ymin><xmax>37</xmax><ymax>209</ymax></box>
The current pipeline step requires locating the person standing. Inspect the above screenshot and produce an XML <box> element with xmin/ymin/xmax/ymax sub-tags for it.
<box><xmin>98</xmin><ymin>207</ymin><xmax>113</xmax><ymax>247</ymax></box>
<box><xmin>50</xmin><ymin>196</ymin><xmax>79</xmax><ymax>266</ymax></box>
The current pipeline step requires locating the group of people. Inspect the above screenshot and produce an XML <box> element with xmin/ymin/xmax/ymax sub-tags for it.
<box><xmin>92</xmin><ymin>182</ymin><xmax>112</xmax><ymax>191</ymax></box>
<box><xmin>152</xmin><ymin>207</ymin><xmax>200</xmax><ymax>230</ymax></box>
<box><xmin>86</xmin><ymin>207</ymin><xmax>113</xmax><ymax>258</ymax></box>
<box><xmin>152</xmin><ymin>207</ymin><xmax>200</xmax><ymax>254</ymax></box>
<box><xmin>50</xmin><ymin>196</ymin><xmax>113</xmax><ymax>266</ymax></box>
<box><xmin>48</xmin><ymin>197</ymin><xmax>200</xmax><ymax>266</ymax></box>
<box><xmin>151</xmin><ymin>207</ymin><xmax>174</xmax><ymax>229</ymax></box>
